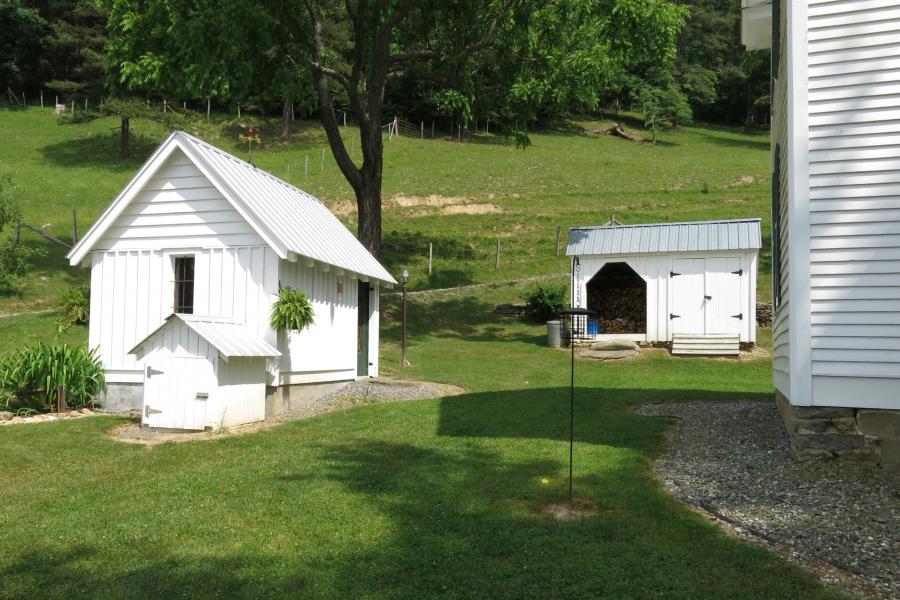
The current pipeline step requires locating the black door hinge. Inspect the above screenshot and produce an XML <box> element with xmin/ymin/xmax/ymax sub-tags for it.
<box><xmin>704</xmin><ymin>295</ymin><xmax>712</xmax><ymax>300</ymax></box>
<box><xmin>732</xmin><ymin>269</ymin><xmax>743</xmax><ymax>276</ymax></box>
<box><xmin>670</xmin><ymin>271</ymin><xmax>681</xmax><ymax>277</ymax></box>
<box><xmin>670</xmin><ymin>313</ymin><xmax>680</xmax><ymax>319</ymax></box>
<box><xmin>732</xmin><ymin>313</ymin><xmax>743</xmax><ymax>320</ymax></box>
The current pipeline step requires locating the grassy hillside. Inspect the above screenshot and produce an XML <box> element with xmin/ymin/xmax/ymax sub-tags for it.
<box><xmin>0</xmin><ymin>107</ymin><xmax>770</xmax><ymax>349</ymax></box>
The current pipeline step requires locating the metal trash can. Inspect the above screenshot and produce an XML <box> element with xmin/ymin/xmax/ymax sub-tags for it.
<box><xmin>547</xmin><ymin>320</ymin><xmax>562</xmax><ymax>347</ymax></box>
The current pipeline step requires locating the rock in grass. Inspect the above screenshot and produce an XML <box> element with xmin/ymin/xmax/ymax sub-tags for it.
<box><xmin>580</xmin><ymin>349</ymin><xmax>639</xmax><ymax>360</ymax></box>
<box><xmin>589</xmin><ymin>340</ymin><xmax>639</xmax><ymax>352</ymax></box>
<box><xmin>0</xmin><ymin>411</ymin><xmax>13</xmax><ymax>422</ymax></box>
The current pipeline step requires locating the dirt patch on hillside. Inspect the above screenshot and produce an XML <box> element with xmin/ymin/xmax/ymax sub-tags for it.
<box><xmin>728</xmin><ymin>175</ymin><xmax>756</xmax><ymax>187</ymax></box>
<box><xmin>329</xmin><ymin>200</ymin><xmax>357</xmax><ymax>215</ymax></box>
<box><xmin>441</xmin><ymin>203</ymin><xmax>502</xmax><ymax>215</ymax></box>
<box><xmin>391</xmin><ymin>194</ymin><xmax>472</xmax><ymax>208</ymax></box>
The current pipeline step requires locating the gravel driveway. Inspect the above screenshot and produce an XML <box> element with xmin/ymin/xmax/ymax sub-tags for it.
<box><xmin>635</xmin><ymin>401</ymin><xmax>899</xmax><ymax>600</ymax></box>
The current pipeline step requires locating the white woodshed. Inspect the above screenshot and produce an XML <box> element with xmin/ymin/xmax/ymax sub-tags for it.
<box><xmin>67</xmin><ymin>131</ymin><xmax>395</xmax><ymax>430</ymax></box>
<box><xmin>567</xmin><ymin>219</ymin><xmax>761</xmax><ymax>344</ymax></box>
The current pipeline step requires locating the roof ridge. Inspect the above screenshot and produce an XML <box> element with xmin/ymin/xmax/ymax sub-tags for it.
<box><xmin>570</xmin><ymin>217</ymin><xmax>762</xmax><ymax>231</ymax></box>
<box><xmin>174</xmin><ymin>130</ymin><xmax>326</xmax><ymax>207</ymax></box>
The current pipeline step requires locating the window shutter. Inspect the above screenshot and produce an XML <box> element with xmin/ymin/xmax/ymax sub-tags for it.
<box><xmin>772</xmin><ymin>143</ymin><xmax>782</xmax><ymax>308</ymax></box>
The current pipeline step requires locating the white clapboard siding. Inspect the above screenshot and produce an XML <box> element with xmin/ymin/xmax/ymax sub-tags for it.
<box><xmin>96</xmin><ymin>149</ymin><xmax>264</xmax><ymax>251</ymax></box>
<box><xmin>277</xmin><ymin>259</ymin><xmax>360</xmax><ymax>381</ymax></box>
<box><xmin>90</xmin><ymin>245</ymin><xmax>278</xmax><ymax>382</ymax></box>
<box><xmin>805</xmin><ymin>0</ymin><xmax>900</xmax><ymax>393</ymax></box>
<box><xmin>771</xmin><ymin>0</ymin><xmax>791</xmax><ymax>394</ymax></box>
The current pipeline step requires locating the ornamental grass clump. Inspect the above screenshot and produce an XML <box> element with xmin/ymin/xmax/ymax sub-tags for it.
<box><xmin>0</xmin><ymin>343</ymin><xmax>105</xmax><ymax>410</ymax></box>
<box><xmin>270</xmin><ymin>288</ymin><xmax>315</xmax><ymax>332</ymax></box>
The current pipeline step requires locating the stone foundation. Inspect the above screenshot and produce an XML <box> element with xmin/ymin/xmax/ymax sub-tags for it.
<box><xmin>97</xmin><ymin>383</ymin><xmax>143</xmax><ymax>413</ymax></box>
<box><xmin>775</xmin><ymin>390</ymin><xmax>900</xmax><ymax>472</ymax></box>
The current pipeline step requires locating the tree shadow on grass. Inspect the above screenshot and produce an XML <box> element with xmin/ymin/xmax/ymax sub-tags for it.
<box><xmin>381</xmin><ymin>230</ymin><xmax>478</xmax><ymax>289</ymax></box>
<box><xmin>40</xmin><ymin>131</ymin><xmax>159</xmax><ymax>171</ymax></box>
<box><xmin>0</xmin><ymin>387</ymin><xmax>834</xmax><ymax>599</ymax></box>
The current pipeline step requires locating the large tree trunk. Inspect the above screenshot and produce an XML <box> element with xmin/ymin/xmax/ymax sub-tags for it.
<box><xmin>120</xmin><ymin>116</ymin><xmax>130</xmax><ymax>160</ymax></box>
<box><xmin>280</xmin><ymin>100</ymin><xmax>291</xmax><ymax>140</ymax></box>
<box><xmin>356</xmin><ymin>172</ymin><xmax>382</xmax><ymax>258</ymax></box>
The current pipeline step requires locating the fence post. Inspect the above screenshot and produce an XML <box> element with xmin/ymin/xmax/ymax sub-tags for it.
<box><xmin>84</xmin><ymin>98</ymin><xmax>88</xmax><ymax>111</ymax></box>
<box><xmin>495</xmin><ymin>239</ymin><xmax>501</xmax><ymax>269</ymax></box>
<box><xmin>421</xmin><ymin>121</ymin><xmax>424</xmax><ymax>139</ymax></box>
<box><xmin>431</xmin><ymin>121</ymin><xmax>434</xmax><ymax>138</ymax></box>
<box><xmin>72</xmin><ymin>209</ymin><xmax>78</xmax><ymax>244</ymax></box>
<box><xmin>321</xmin><ymin>147</ymin><xmax>325</xmax><ymax>171</ymax></box>
<box><xmin>428</xmin><ymin>242</ymin><xmax>433</xmax><ymax>275</ymax></box>
<box><xmin>343</xmin><ymin>112</ymin><xmax>347</xmax><ymax>127</ymax></box>
<box><xmin>486</xmin><ymin>118</ymin><xmax>490</xmax><ymax>134</ymax></box>
<box><xmin>71</xmin><ymin>99</ymin><xmax>74</xmax><ymax>113</ymax></box>
<box><xmin>40</xmin><ymin>90</ymin><xmax>43</xmax><ymax>109</ymax></box>
<box><xmin>555</xmin><ymin>225</ymin><xmax>561</xmax><ymax>257</ymax></box>
<box><xmin>304</xmin><ymin>155</ymin><xmax>309</xmax><ymax>179</ymax></box>
<box><xmin>237</xmin><ymin>103</ymin><xmax>241</xmax><ymax>118</ymax></box>
<box><xmin>207</xmin><ymin>97</ymin><xmax>210</xmax><ymax>123</ymax></box>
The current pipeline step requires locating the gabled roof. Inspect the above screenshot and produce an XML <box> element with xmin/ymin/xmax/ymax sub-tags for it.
<box><xmin>68</xmin><ymin>130</ymin><xmax>396</xmax><ymax>284</ymax></box>
<box><xmin>566</xmin><ymin>218</ymin><xmax>762</xmax><ymax>256</ymax></box>
<box><xmin>130</xmin><ymin>314</ymin><xmax>280</xmax><ymax>361</ymax></box>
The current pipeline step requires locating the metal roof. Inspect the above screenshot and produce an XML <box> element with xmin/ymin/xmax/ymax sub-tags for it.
<box><xmin>68</xmin><ymin>131</ymin><xmax>396</xmax><ymax>284</ymax></box>
<box><xmin>566</xmin><ymin>218</ymin><xmax>762</xmax><ymax>256</ymax></box>
<box><xmin>176</xmin><ymin>132</ymin><xmax>395</xmax><ymax>284</ymax></box>
<box><xmin>130</xmin><ymin>314</ymin><xmax>281</xmax><ymax>361</ymax></box>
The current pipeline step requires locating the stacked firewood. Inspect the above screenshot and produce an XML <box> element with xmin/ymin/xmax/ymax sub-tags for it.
<box><xmin>587</xmin><ymin>286</ymin><xmax>646</xmax><ymax>333</ymax></box>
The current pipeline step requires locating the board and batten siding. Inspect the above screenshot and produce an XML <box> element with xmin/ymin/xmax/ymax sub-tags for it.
<box><xmin>277</xmin><ymin>259</ymin><xmax>380</xmax><ymax>382</ymax></box>
<box><xmin>771</xmin><ymin>0</ymin><xmax>791</xmax><ymax>397</ymax></box>
<box><xmin>804</xmin><ymin>0</ymin><xmax>900</xmax><ymax>409</ymax></box>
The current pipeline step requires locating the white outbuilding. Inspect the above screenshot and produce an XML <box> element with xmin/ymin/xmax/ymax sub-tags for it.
<box><xmin>567</xmin><ymin>218</ymin><xmax>761</xmax><ymax>352</ymax></box>
<box><xmin>67</xmin><ymin>130</ymin><xmax>396</xmax><ymax>430</ymax></box>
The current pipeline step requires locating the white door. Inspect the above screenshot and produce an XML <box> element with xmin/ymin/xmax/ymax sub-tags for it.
<box><xmin>143</xmin><ymin>356</ymin><xmax>215</xmax><ymax>430</ymax></box>
<box><xmin>671</xmin><ymin>258</ymin><xmax>706</xmax><ymax>335</ymax></box>
<box><xmin>705</xmin><ymin>257</ymin><xmax>743</xmax><ymax>334</ymax></box>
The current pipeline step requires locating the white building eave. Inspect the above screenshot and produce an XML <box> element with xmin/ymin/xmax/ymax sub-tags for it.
<box><xmin>741</xmin><ymin>0</ymin><xmax>772</xmax><ymax>50</ymax></box>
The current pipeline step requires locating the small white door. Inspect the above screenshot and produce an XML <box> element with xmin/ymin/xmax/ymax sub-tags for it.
<box><xmin>705</xmin><ymin>257</ymin><xmax>743</xmax><ymax>334</ymax></box>
<box><xmin>671</xmin><ymin>258</ymin><xmax>706</xmax><ymax>335</ymax></box>
<box><xmin>143</xmin><ymin>356</ymin><xmax>215</xmax><ymax>430</ymax></box>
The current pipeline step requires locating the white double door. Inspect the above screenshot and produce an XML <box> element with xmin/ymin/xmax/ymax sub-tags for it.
<box><xmin>671</xmin><ymin>257</ymin><xmax>743</xmax><ymax>336</ymax></box>
<box><xmin>142</xmin><ymin>356</ymin><xmax>216</xmax><ymax>430</ymax></box>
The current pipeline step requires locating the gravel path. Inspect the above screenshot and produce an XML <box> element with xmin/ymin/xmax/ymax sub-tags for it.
<box><xmin>634</xmin><ymin>401</ymin><xmax>899</xmax><ymax>600</ymax></box>
<box><xmin>275</xmin><ymin>378</ymin><xmax>466</xmax><ymax>421</ymax></box>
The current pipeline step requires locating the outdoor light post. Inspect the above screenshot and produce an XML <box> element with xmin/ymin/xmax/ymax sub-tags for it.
<box><xmin>561</xmin><ymin>306</ymin><xmax>594</xmax><ymax>503</ymax></box>
<box><xmin>401</xmin><ymin>267</ymin><xmax>409</xmax><ymax>367</ymax></box>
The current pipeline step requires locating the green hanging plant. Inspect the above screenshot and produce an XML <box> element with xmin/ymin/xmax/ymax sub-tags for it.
<box><xmin>270</xmin><ymin>288</ymin><xmax>315</xmax><ymax>332</ymax></box>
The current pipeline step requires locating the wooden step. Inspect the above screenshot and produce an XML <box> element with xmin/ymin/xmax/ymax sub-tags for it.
<box><xmin>671</xmin><ymin>334</ymin><xmax>740</xmax><ymax>356</ymax></box>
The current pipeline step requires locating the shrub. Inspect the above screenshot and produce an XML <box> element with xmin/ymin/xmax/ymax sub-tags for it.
<box><xmin>0</xmin><ymin>344</ymin><xmax>105</xmax><ymax>409</ymax></box>
<box><xmin>270</xmin><ymin>288</ymin><xmax>315</xmax><ymax>332</ymax></box>
<box><xmin>0</xmin><ymin>241</ymin><xmax>43</xmax><ymax>292</ymax></box>
<box><xmin>523</xmin><ymin>283</ymin><xmax>567</xmax><ymax>322</ymax></box>
<box><xmin>56</xmin><ymin>286</ymin><xmax>90</xmax><ymax>332</ymax></box>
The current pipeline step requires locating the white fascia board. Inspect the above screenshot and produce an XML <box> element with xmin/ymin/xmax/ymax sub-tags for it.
<box><xmin>67</xmin><ymin>131</ymin><xmax>181</xmax><ymax>266</ymax></box>
<box><xmin>173</xmin><ymin>136</ymin><xmax>289</xmax><ymax>260</ymax></box>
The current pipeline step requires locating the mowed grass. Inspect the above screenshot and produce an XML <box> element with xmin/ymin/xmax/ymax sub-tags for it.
<box><xmin>0</xmin><ymin>107</ymin><xmax>770</xmax><ymax>316</ymax></box>
<box><xmin>0</xmin><ymin>281</ymin><xmax>839</xmax><ymax>599</ymax></box>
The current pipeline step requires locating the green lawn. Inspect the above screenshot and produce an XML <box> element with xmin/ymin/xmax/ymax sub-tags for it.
<box><xmin>0</xmin><ymin>106</ymin><xmax>771</xmax><ymax>316</ymax></box>
<box><xmin>0</xmin><ymin>282</ymin><xmax>840</xmax><ymax>599</ymax></box>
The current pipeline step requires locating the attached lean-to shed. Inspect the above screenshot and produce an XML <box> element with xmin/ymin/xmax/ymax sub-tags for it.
<box><xmin>131</xmin><ymin>315</ymin><xmax>280</xmax><ymax>430</ymax></box>
<box><xmin>567</xmin><ymin>218</ymin><xmax>761</xmax><ymax>351</ymax></box>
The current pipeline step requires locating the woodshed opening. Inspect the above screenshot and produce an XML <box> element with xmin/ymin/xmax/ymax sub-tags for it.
<box><xmin>586</xmin><ymin>262</ymin><xmax>646</xmax><ymax>334</ymax></box>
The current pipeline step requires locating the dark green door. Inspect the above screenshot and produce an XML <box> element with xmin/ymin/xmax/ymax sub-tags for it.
<box><xmin>357</xmin><ymin>281</ymin><xmax>370</xmax><ymax>376</ymax></box>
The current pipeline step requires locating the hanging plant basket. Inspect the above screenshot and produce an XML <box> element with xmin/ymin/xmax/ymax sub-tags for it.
<box><xmin>271</xmin><ymin>288</ymin><xmax>314</xmax><ymax>332</ymax></box>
